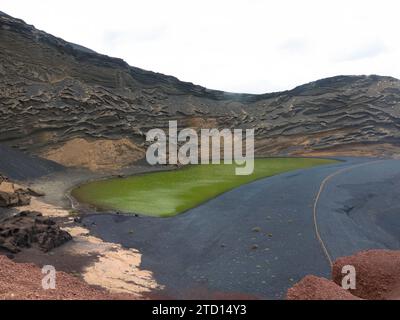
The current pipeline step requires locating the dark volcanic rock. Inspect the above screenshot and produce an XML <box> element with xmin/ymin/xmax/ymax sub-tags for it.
<box><xmin>0</xmin><ymin>211</ymin><xmax>72</xmax><ymax>253</ymax></box>
<box><xmin>0</xmin><ymin>174</ymin><xmax>31</xmax><ymax>207</ymax></box>
<box><xmin>0</xmin><ymin>189</ymin><xmax>30</xmax><ymax>207</ymax></box>
<box><xmin>1</xmin><ymin>11</ymin><xmax>400</xmax><ymax>160</ymax></box>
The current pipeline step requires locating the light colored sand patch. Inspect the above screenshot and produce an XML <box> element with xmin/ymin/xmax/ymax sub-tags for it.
<box><xmin>62</xmin><ymin>224</ymin><xmax>162</xmax><ymax>296</ymax></box>
<box><xmin>18</xmin><ymin>196</ymin><xmax>162</xmax><ymax>297</ymax></box>
<box><xmin>186</xmin><ymin>117</ymin><xmax>218</xmax><ymax>129</ymax></box>
<box><xmin>18</xmin><ymin>197</ymin><xmax>70</xmax><ymax>217</ymax></box>
<box><xmin>0</xmin><ymin>181</ymin><xmax>24</xmax><ymax>193</ymax></box>
<box><xmin>41</xmin><ymin>138</ymin><xmax>145</xmax><ymax>171</ymax></box>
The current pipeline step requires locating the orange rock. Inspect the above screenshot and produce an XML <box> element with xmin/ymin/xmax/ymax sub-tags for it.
<box><xmin>286</xmin><ymin>275</ymin><xmax>361</xmax><ymax>300</ymax></box>
<box><xmin>332</xmin><ymin>250</ymin><xmax>400</xmax><ymax>300</ymax></box>
<box><xmin>0</xmin><ymin>255</ymin><xmax>135</xmax><ymax>300</ymax></box>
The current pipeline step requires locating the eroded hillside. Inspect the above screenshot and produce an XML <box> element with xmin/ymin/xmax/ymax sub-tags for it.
<box><xmin>1</xmin><ymin>11</ymin><xmax>400</xmax><ymax>169</ymax></box>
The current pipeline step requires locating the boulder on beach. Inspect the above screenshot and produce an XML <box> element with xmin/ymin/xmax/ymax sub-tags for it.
<box><xmin>0</xmin><ymin>211</ymin><xmax>72</xmax><ymax>253</ymax></box>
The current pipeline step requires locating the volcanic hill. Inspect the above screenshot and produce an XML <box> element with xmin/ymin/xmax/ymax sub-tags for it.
<box><xmin>1</xmin><ymin>11</ymin><xmax>400</xmax><ymax>169</ymax></box>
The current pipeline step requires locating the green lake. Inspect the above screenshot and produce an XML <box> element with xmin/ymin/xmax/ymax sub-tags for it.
<box><xmin>71</xmin><ymin>158</ymin><xmax>337</xmax><ymax>217</ymax></box>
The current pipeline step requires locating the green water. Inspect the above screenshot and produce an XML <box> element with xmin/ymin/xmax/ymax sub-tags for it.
<box><xmin>71</xmin><ymin>158</ymin><xmax>337</xmax><ymax>217</ymax></box>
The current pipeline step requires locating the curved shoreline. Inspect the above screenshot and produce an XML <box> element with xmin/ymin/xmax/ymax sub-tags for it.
<box><xmin>65</xmin><ymin>165</ymin><xmax>177</xmax><ymax>216</ymax></box>
<box><xmin>5</xmin><ymin>164</ymin><xmax>173</xmax><ymax>298</ymax></box>
<box><xmin>79</xmin><ymin>156</ymin><xmax>400</xmax><ymax>299</ymax></box>
<box><xmin>8</xmin><ymin>156</ymin><xmax>398</xmax><ymax>299</ymax></box>
<box><xmin>78</xmin><ymin>158</ymin><xmax>362</xmax><ymax>299</ymax></box>
<box><xmin>69</xmin><ymin>157</ymin><xmax>342</xmax><ymax>218</ymax></box>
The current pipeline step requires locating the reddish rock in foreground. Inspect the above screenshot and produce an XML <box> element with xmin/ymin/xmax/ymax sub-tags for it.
<box><xmin>286</xmin><ymin>275</ymin><xmax>361</xmax><ymax>300</ymax></box>
<box><xmin>287</xmin><ymin>250</ymin><xmax>400</xmax><ymax>300</ymax></box>
<box><xmin>0</xmin><ymin>255</ymin><xmax>134</xmax><ymax>300</ymax></box>
<box><xmin>332</xmin><ymin>250</ymin><xmax>400</xmax><ymax>300</ymax></box>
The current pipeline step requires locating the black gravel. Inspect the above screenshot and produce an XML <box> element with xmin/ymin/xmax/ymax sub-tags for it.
<box><xmin>0</xmin><ymin>144</ymin><xmax>64</xmax><ymax>181</ymax></box>
<box><xmin>81</xmin><ymin>157</ymin><xmax>400</xmax><ymax>299</ymax></box>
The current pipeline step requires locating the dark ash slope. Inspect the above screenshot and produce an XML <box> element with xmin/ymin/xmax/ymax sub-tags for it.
<box><xmin>0</xmin><ymin>144</ymin><xmax>63</xmax><ymax>180</ymax></box>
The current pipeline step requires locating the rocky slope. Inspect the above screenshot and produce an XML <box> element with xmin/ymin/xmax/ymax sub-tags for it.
<box><xmin>1</xmin><ymin>11</ymin><xmax>400</xmax><ymax>169</ymax></box>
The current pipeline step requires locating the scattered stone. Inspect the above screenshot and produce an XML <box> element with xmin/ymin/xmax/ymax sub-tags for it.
<box><xmin>0</xmin><ymin>176</ymin><xmax>31</xmax><ymax>207</ymax></box>
<box><xmin>0</xmin><ymin>190</ymin><xmax>30</xmax><ymax>207</ymax></box>
<box><xmin>0</xmin><ymin>211</ymin><xmax>72</xmax><ymax>253</ymax></box>
<box><xmin>73</xmin><ymin>217</ymin><xmax>82</xmax><ymax>223</ymax></box>
<box><xmin>252</xmin><ymin>227</ymin><xmax>261</xmax><ymax>233</ymax></box>
<box><xmin>0</xmin><ymin>174</ymin><xmax>31</xmax><ymax>207</ymax></box>
<box><xmin>251</xmin><ymin>244</ymin><xmax>259</xmax><ymax>250</ymax></box>
<box><xmin>26</xmin><ymin>188</ymin><xmax>45</xmax><ymax>197</ymax></box>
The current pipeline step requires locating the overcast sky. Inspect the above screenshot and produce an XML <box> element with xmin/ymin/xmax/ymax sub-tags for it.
<box><xmin>2</xmin><ymin>0</ymin><xmax>400</xmax><ymax>93</ymax></box>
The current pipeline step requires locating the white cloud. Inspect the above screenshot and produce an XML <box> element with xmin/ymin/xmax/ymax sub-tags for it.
<box><xmin>336</xmin><ymin>39</ymin><xmax>387</xmax><ymax>62</ymax></box>
<box><xmin>1</xmin><ymin>0</ymin><xmax>400</xmax><ymax>93</ymax></box>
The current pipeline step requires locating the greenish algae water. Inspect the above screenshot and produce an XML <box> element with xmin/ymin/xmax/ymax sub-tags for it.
<box><xmin>71</xmin><ymin>158</ymin><xmax>337</xmax><ymax>217</ymax></box>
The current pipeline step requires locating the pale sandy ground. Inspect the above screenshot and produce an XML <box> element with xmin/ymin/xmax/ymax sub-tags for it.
<box><xmin>42</xmin><ymin>138</ymin><xmax>145</xmax><ymax>171</ymax></box>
